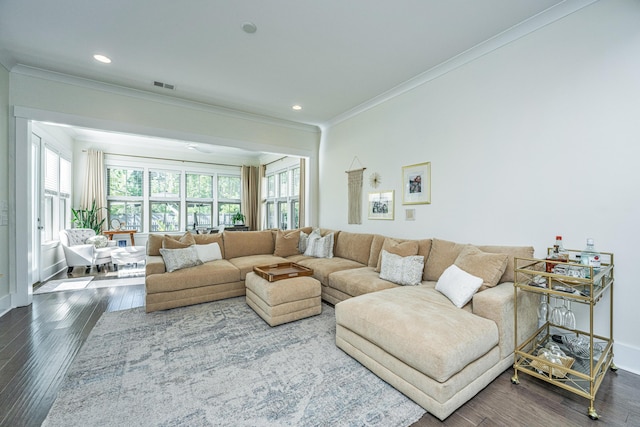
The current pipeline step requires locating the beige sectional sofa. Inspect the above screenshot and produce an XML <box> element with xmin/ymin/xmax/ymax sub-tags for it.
<box><xmin>144</xmin><ymin>227</ymin><xmax>538</xmax><ymax>420</ymax></box>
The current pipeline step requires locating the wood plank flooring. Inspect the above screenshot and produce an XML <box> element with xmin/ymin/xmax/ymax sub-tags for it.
<box><xmin>1</xmin><ymin>278</ymin><xmax>639</xmax><ymax>426</ymax></box>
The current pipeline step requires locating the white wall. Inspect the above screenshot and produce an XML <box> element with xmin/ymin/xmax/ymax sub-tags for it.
<box><xmin>320</xmin><ymin>0</ymin><xmax>640</xmax><ymax>373</ymax></box>
<box><xmin>0</xmin><ymin>64</ymin><xmax>9</xmax><ymax>315</ymax></box>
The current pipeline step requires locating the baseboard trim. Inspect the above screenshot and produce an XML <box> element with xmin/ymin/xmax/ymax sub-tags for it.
<box><xmin>0</xmin><ymin>293</ymin><xmax>12</xmax><ymax>318</ymax></box>
<box><xmin>614</xmin><ymin>342</ymin><xmax>640</xmax><ymax>375</ymax></box>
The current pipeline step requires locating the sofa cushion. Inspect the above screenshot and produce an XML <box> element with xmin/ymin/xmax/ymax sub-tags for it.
<box><xmin>273</xmin><ymin>229</ymin><xmax>301</xmax><ymax>257</ymax></box>
<box><xmin>223</xmin><ymin>230</ymin><xmax>274</xmax><ymax>259</ymax></box>
<box><xmin>228</xmin><ymin>254</ymin><xmax>291</xmax><ymax>280</ymax></box>
<box><xmin>159</xmin><ymin>246</ymin><xmax>203</xmax><ymax>273</ymax></box>
<box><xmin>146</xmin><ymin>259</ymin><xmax>241</xmax><ymax>294</ymax></box>
<box><xmin>147</xmin><ymin>233</ymin><xmax>164</xmax><ymax>256</ymax></box>
<box><xmin>328</xmin><ymin>266</ymin><xmax>398</xmax><ymax>297</ymax></box>
<box><xmin>193</xmin><ymin>233</ymin><xmax>225</xmax><ymax>258</ymax></box>
<box><xmin>296</xmin><ymin>256</ymin><xmax>364</xmax><ymax>285</ymax></box>
<box><xmin>335</xmin><ymin>286</ymin><xmax>499</xmax><ymax>383</ymax></box>
<box><xmin>454</xmin><ymin>245</ymin><xmax>509</xmax><ymax>292</ymax></box>
<box><xmin>424</xmin><ymin>238</ymin><xmax>467</xmax><ymax>281</ymax></box>
<box><xmin>375</xmin><ymin>238</ymin><xmax>419</xmax><ymax>272</ymax></box>
<box><xmin>379</xmin><ymin>250</ymin><xmax>425</xmax><ymax>286</ymax></box>
<box><xmin>367</xmin><ymin>235</ymin><xmax>386</xmax><ymax>267</ymax></box>
<box><xmin>476</xmin><ymin>244</ymin><xmax>535</xmax><ymax>283</ymax></box>
<box><xmin>145</xmin><ymin>255</ymin><xmax>166</xmax><ymax>275</ymax></box>
<box><xmin>435</xmin><ymin>264</ymin><xmax>483</xmax><ymax>308</ymax></box>
<box><xmin>334</xmin><ymin>231</ymin><xmax>375</xmax><ymax>265</ymax></box>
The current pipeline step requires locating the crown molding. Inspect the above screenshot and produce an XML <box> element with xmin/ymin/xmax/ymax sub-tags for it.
<box><xmin>10</xmin><ymin>64</ymin><xmax>320</xmax><ymax>134</ymax></box>
<box><xmin>325</xmin><ymin>0</ymin><xmax>599</xmax><ymax>128</ymax></box>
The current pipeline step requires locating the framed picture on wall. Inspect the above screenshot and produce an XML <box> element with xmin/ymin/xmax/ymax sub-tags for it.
<box><xmin>402</xmin><ymin>162</ymin><xmax>431</xmax><ymax>205</ymax></box>
<box><xmin>368</xmin><ymin>190</ymin><xmax>394</xmax><ymax>220</ymax></box>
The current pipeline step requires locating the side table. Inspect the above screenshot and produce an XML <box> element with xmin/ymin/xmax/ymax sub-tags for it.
<box><xmin>103</xmin><ymin>229</ymin><xmax>138</xmax><ymax>246</ymax></box>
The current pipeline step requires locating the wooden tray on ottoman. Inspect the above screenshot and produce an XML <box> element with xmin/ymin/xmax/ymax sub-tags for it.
<box><xmin>253</xmin><ymin>262</ymin><xmax>313</xmax><ymax>282</ymax></box>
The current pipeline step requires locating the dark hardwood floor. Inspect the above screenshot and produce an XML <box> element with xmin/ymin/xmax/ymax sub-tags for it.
<box><xmin>1</xmin><ymin>272</ymin><xmax>639</xmax><ymax>426</ymax></box>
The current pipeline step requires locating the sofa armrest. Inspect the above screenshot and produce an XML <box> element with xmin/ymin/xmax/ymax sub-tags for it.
<box><xmin>472</xmin><ymin>282</ymin><xmax>538</xmax><ymax>359</ymax></box>
<box><xmin>145</xmin><ymin>255</ymin><xmax>166</xmax><ymax>276</ymax></box>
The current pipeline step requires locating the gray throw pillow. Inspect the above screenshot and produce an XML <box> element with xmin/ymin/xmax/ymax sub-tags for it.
<box><xmin>159</xmin><ymin>246</ymin><xmax>202</xmax><ymax>273</ymax></box>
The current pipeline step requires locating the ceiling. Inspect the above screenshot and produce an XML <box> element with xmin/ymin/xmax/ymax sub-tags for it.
<box><xmin>0</xmin><ymin>0</ymin><xmax>587</xmax><ymax>128</ymax></box>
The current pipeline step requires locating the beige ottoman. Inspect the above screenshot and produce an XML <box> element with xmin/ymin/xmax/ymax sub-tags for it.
<box><xmin>245</xmin><ymin>271</ymin><xmax>322</xmax><ymax>326</ymax></box>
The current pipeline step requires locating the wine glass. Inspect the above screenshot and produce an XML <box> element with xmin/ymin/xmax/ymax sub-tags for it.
<box><xmin>537</xmin><ymin>295</ymin><xmax>550</xmax><ymax>323</ymax></box>
<box><xmin>563</xmin><ymin>300</ymin><xmax>576</xmax><ymax>330</ymax></box>
<box><xmin>550</xmin><ymin>298</ymin><xmax>565</xmax><ymax>326</ymax></box>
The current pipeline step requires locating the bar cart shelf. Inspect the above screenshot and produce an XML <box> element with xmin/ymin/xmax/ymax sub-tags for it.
<box><xmin>510</xmin><ymin>249</ymin><xmax>615</xmax><ymax>420</ymax></box>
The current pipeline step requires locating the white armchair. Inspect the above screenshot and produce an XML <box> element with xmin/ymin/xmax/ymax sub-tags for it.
<box><xmin>59</xmin><ymin>228</ymin><xmax>116</xmax><ymax>274</ymax></box>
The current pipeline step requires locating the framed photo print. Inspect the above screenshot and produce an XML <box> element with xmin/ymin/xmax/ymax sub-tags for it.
<box><xmin>368</xmin><ymin>190</ymin><xmax>394</xmax><ymax>220</ymax></box>
<box><xmin>402</xmin><ymin>162</ymin><xmax>431</xmax><ymax>205</ymax></box>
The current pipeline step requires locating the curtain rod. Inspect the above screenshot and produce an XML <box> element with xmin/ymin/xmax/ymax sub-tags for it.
<box><xmin>82</xmin><ymin>150</ymin><xmax>241</xmax><ymax>168</ymax></box>
<box><xmin>264</xmin><ymin>156</ymin><xmax>289</xmax><ymax>166</ymax></box>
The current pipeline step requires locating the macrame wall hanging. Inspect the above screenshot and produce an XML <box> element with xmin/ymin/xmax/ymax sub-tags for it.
<box><xmin>345</xmin><ymin>156</ymin><xmax>366</xmax><ymax>225</ymax></box>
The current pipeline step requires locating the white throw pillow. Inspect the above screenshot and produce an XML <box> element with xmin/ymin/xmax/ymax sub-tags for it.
<box><xmin>85</xmin><ymin>235</ymin><xmax>108</xmax><ymax>248</ymax></box>
<box><xmin>435</xmin><ymin>264</ymin><xmax>483</xmax><ymax>308</ymax></box>
<box><xmin>159</xmin><ymin>246</ymin><xmax>203</xmax><ymax>273</ymax></box>
<box><xmin>195</xmin><ymin>242</ymin><xmax>222</xmax><ymax>263</ymax></box>
<box><xmin>304</xmin><ymin>231</ymin><xmax>334</xmax><ymax>258</ymax></box>
<box><xmin>379</xmin><ymin>250</ymin><xmax>424</xmax><ymax>286</ymax></box>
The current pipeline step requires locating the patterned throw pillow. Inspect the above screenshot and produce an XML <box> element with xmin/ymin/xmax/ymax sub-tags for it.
<box><xmin>304</xmin><ymin>231</ymin><xmax>334</xmax><ymax>258</ymax></box>
<box><xmin>159</xmin><ymin>246</ymin><xmax>203</xmax><ymax>272</ymax></box>
<box><xmin>379</xmin><ymin>250</ymin><xmax>425</xmax><ymax>286</ymax></box>
<box><xmin>85</xmin><ymin>235</ymin><xmax>108</xmax><ymax>248</ymax></box>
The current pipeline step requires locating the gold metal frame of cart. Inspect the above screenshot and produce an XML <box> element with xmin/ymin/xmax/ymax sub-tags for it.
<box><xmin>510</xmin><ymin>250</ymin><xmax>616</xmax><ymax>420</ymax></box>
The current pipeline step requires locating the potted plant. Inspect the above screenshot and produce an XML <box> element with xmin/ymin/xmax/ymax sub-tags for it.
<box><xmin>231</xmin><ymin>212</ymin><xmax>245</xmax><ymax>225</ymax></box>
<box><xmin>71</xmin><ymin>200</ymin><xmax>106</xmax><ymax>234</ymax></box>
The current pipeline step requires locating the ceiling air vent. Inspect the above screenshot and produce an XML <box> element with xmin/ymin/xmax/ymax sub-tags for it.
<box><xmin>153</xmin><ymin>81</ymin><xmax>175</xmax><ymax>90</ymax></box>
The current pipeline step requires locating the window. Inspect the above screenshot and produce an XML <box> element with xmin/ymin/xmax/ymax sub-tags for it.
<box><xmin>43</xmin><ymin>146</ymin><xmax>71</xmax><ymax>241</ymax></box>
<box><xmin>264</xmin><ymin>161</ymin><xmax>301</xmax><ymax>230</ymax></box>
<box><xmin>107</xmin><ymin>168</ymin><xmax>143</xmax><ymax>231</ymax></box>
<box><xmin>218</xmin><ymin>175</ymin><xmax>241</xmax><ymax>225</ymax></box>
<box><xmin>107</xmin><ymin>162</ymin><xmax>241</xmax><ymax>232</ymax></box>
<box><xmin>186</xmin><ymin>173</ymin><xmax>213</xmax><ymax>229</ymax></box>
<box><xmin>266</xmin><ymin>202</ymin><xmax>275</xmax><ymax>229</ymax></box>
<box><xmin>149</xmin><ymin>170</ymin><xmax>181</xmax><ymax>231</ymax></box>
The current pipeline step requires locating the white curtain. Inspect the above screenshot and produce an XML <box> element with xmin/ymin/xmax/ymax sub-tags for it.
<box><xmin>81</xmin><ymin>150</ymin><xmax>107</xmax><ymax>232</ymax></box>
<box><xmin>347</xmin><ymin>168</ymin><xmax>364</xmax><ymax>224</ymax></box>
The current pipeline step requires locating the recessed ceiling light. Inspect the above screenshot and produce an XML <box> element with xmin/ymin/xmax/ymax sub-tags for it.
<box><xmin>292</xmin><ymin>105</ymin><xmax>303</xmax><ymax>111</ymax></box>
<box><xmin>242</xmin><ymin>22</ymin><xmax>257</xmax><ymax>34</ymax></box>
<box><xmin>93</xmin><ymin>54</ymin><xmax>112</xmax><ymax>64</ymax></box>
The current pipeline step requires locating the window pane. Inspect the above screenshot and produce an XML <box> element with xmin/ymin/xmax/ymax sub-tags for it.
<box><xmin>218</xmin><ymin>202</ymin><xmax>240</xmax><ymax>226</ymax></box>
<box><xmin>59</xmin><ymin>157</ymin><xmax>72</xmax><ymax>196</ymax></box>
<box><xmin>44</xmin><ymin>147</ymin><xmax>58</xmax><ymax>193</ymax></box>
<box><xmin>149</xmin><ymin>170</ymin><xmax>181</xmax><ymax>198</ymax></box>
<box><xmin>267</xmin><ymin>175</ymin><xmax>275</xmax><ymax>198</ymax></box>
<box><xmin>186</xmin><ymin>174</ymin><xmax>213</xmax><ymax>199</ymax></box>
<box><xmin>150</xmin><ymin>202</ymin><xmax>180</xmax><ymax>232</ymax></box>
<box><xmin>279</xmin><ymin>172</ymin><xmax>288</xmax><ymax>197</ymax></box>
<box><xmin>218</xmin><ymin>176</ymin><xmax>240</xmax><ymax>200</ymax></box>
<box><xmin>108</xmin><ymin>168</ymin><xmax>143</xmax><ymax>197</ymax></box>
<box><xmin>266</xmin><ymin>202</ymin><xmax>275</xmax><ymax>229</ymax></box>
<box><xmin>292</xmin><ymin>168</ymin><xmax>300</xmax><ymax>196</ymax></box>
<box><xmin>187</xmin><ymin>202</ymin><xmax>213</xmax><ymax>229</ymax></box>
<box><xmin>292</xmin><ymin>200</ymin><xmax>299</xmax><ymax>229</ymax></box>
<box><xmin>278</xmin><ymin>201</ymin><xmax>288</xmax><ymax>230</ymax></box>
<box><xmin>108</xmin><ymin>201</ymin><xmax>142</xmax><ymax>231</ymax></box>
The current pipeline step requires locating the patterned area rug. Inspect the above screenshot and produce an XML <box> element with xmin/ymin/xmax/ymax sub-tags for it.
<box><xmin>43</xmin><ymin>297</ymin><xmax>425</xmax><ymax>427</ymax></box>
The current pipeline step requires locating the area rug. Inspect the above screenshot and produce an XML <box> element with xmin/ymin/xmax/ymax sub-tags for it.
<box><xmin>42</xmin><ymin>298</ymin><xmax>425</xmax><ymax>426</ymax></box>
<box><xmin>33</xmin><ymin>277</ymin><xmax>93</xmax><ymax>294</ymax></box>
